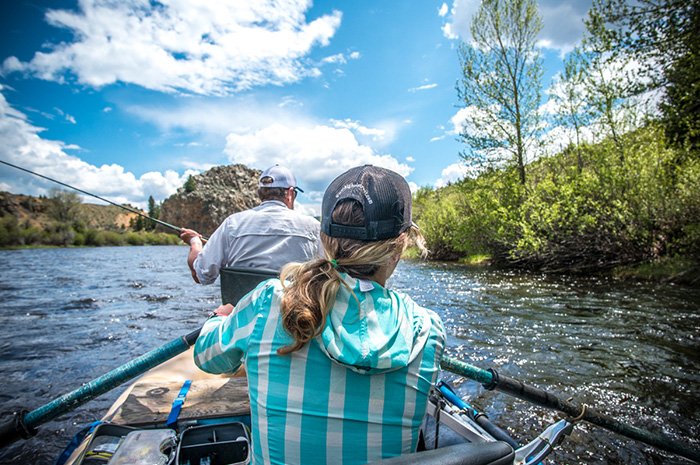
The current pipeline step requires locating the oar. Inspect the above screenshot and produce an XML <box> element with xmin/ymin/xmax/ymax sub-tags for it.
<box><xmin>0</xmin><ymin>159</ymin><xmax>208</xmax><ymax>241</ymax></box>
<box><xmin>440</xmin><ymin>355</ymin><xmax>700</xmax><ymax>463</ymax></box>
<box><xmin>0</xmin><ymin>328</ymin><xmax>201</xmax><ymax>449</ymax></box>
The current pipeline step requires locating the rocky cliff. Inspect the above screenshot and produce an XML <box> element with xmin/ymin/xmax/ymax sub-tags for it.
<box><xmin>158</xmin><ymin>164</ymin><xmax>261</xmax><ymax>236</ymax></box>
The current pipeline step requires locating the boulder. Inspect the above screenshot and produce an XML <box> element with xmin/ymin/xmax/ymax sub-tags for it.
<box><xmin>158</xmin><ymin>164</ymin><xmax>261</xmax><ymax>236</ymax></box>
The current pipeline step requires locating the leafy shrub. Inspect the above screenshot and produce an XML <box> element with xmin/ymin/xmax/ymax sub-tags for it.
<box><xmin>73</xmin><ymin>232</ymin><xmax>85</xmax><ymax>246</ymax></box>
<box><xmin>85</xmin><ymin>229</ymin><xmax>105</xmax><ymax>246</ymax></box>
<box><xmin>20</xmin><ymin>226</ymin><xmax>44</xmax><ymax>246</ymax></box>
<box><xmin>0</xmin><ymin>216</ymin><xmax>20</xmax><ymax>247</ymax></box>
<box><xmin>125</xmin><ymin>232</ymin><xmax>145</xmax><ymax>245</ymax></box>
<box><xmin>102</xmin><ymin>231</ymin><xmax>123</xmax><ymax>246</ymax></box>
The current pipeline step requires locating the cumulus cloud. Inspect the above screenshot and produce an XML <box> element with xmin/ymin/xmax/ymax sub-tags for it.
<box><xmin>0</xmin><ymin>87</ymin><xmax>195</xmax><ymax>208</ymax></box>
<box><xmin>441</xmin><ymin>0</ymin><xmax>593</xmax><ymax>54</ymax></box>
<box><xmin>223</xmin><ymin>123</ymin><xmax>413</xmax><ymax>197</ymax></box>
<box><xmin>435</xmin><ymin>162</ymin><xmax>472</xmax><ymax>187</ymax></box>
<box><xmin>2</xmin><ymin>0</ymin><xmax>343</xmax><ymax>95</ymax></box>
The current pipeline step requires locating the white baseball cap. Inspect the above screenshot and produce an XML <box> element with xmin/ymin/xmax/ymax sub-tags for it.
<box><xmin>258</xmin><ymin>165</ymin><xmax>304</xmax><ymax>192</ymax></box>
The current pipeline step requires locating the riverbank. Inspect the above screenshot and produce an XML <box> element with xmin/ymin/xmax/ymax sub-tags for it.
<box><xmin>607</xmin><ymin>257</ymin><xmax>700</xmax><ymax>286</ymax></box>
<box><xmin>446</xmin><ymin>252</ymin><xmax>700</xmax><ymax>287</ymax></box>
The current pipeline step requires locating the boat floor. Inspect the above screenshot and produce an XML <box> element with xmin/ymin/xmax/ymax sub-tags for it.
<box><xmin>64</xmin><ymin>348</ymin><xmax>250</xmax><ymax>465</ymax></box>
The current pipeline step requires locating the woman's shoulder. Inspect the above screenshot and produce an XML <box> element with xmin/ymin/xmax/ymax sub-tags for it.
<box><xmin>391</xmin><ymin>290</ymin><xmax>445</xmax><ymax>335</ymax></box>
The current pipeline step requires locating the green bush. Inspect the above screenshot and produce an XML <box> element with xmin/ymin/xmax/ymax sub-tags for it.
<box><xmin>85</xmin><ymin>229</ymin><xmax>105</xmax><ymax>246</ymax></box>
<box><xmin>20</xmin><ymin>226</ymin><xmax>44</xmax><ymax>246</ymax></box>
<box><xmin>125</xmin><ymin>232</ymin><xmax>145</xmax><ymax>245</ymax></box>
<box><xmin>102</xmin><ymin>231</ymin><xmax>124</xmax><ymax>246</ymax></box>
<box><xmin>417</xmin><ymin>123</ymin><xmax>700</xmax><ymax>270</ymax></box>
<box><xmin>0</xmin><ymin>216</ymin><xmax>20</xmax><ymax>247</ymax></box>
<box><xmin>73</xmin><ymin>232</ymin><xmax>85</xmax><ymax>246</ymax></box>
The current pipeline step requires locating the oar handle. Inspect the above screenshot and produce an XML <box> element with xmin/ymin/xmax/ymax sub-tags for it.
<box><xmin>440</xmin><ymin>355</ymin><xmax>700</xmax><ymax>463</ymax></box>
<box><xmin>0</xmin><ymin>328</ymin><xmax>201</xmax><ymax>450</ymax></box>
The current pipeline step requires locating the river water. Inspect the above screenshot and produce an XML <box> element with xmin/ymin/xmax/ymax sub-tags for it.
<box><xmin>0</xmin><ymin>246</ymin><xmax>698</xmax><ymax>464</ymax></box>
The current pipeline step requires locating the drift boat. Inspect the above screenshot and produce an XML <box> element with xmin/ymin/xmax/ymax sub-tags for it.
<box><xmin>51</xmin><ymin>267</ymin><xmax>573</xmax><ymax>465</ymax></box>
<box><xmin>55</xmin><ymin>346</ymin><xmax>573</xmax><ymax>465</ymax></box>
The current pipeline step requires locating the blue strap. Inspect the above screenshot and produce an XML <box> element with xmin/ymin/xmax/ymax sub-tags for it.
<box><xmin>166</xmin><ymin>379</ymin><xmax>192</xmax><ymax>429</ymax></box>
<box><xmin>55</xmin><ymin>421</ymin><xmax>102</xmax><ymax>465</ymax></box>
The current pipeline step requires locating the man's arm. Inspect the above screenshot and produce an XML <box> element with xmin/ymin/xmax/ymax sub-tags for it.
<box><xmin>180</xmin><ymin>228</ymin><xmax>203</xmax><ymax>284</ymax></box>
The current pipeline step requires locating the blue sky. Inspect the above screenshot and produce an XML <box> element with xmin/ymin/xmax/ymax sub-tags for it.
<box><xmin>0</xmin><ymin>0</ymin><xmax>593</xmax><ymax>215</ymax></box>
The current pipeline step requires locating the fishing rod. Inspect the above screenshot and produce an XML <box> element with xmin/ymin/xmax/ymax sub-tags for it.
<box><xmin>0</xmin><ymin>159</ymin><xmax>208</xmax><ymax>241</ymax></box>
<box><xmin>0</xmin><ymin>327</ymin><xmax>201</xmax><ymax>449</ymax></box>
<box><xmin>441</xmin><ymin>355</ymin><xmax>700</xmax><ymax>464</ymax></box>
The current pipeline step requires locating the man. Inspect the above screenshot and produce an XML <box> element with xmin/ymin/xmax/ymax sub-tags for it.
<box><xmin>180</xmin><ymin>164</ymin><xmax>322</xmax><ymax>285</ymax></box>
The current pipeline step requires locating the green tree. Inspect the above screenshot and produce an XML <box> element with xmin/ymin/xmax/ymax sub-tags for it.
<box><xmin>184</xmin><ymin>175</ymin><xmax>196</xmax><ymax>193</ymax></box>
<box><xmin>47</xmin><ymin>188</ymin><xmax>82</xmax><ymax>223</ymax></box>
<box><xmin>456</xmin><ymin>0</ymin><xmax>544</xmax><ymax>185</ymax></box>
<box><xmin>576</xmin><ymin>43</ymin><xmax>640</xmax><ymax>162</ymax></box>
<box><xmin>146</xmin><ymin>195</ymin><xmax>160</xmax><ymax>231</ymax></box>
<box><xmin>585</xmin><ymin>0</ymin><xmax>700</xmax><ymax>147</ymax></box>
<box><xmin>548</xmin><ymin>48</ymin><xmax>594</xmax><ymax>169</ymax></box>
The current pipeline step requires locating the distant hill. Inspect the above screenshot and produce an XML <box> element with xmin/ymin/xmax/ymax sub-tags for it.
<box><xmin>0</xmin><ymin>163</ymin><xmax>262</xmax><ymax>246</ymax></box>
<box><xmin>0</xmin><ymin>191</ymin><xmax>142</xmax><ymax>231</ymax></box>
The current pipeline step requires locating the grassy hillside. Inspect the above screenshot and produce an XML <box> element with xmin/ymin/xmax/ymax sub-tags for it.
<box><xmin>0</xmin><ymin>192</ymin><xmax>180</xmax><ymax>247</ymax></box>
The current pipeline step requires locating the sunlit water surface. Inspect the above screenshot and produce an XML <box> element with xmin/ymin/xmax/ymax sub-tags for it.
<box><xmin>0</xmin><ymin>247</ymin><xmax>698</xmax><ymax>464</ymax></box>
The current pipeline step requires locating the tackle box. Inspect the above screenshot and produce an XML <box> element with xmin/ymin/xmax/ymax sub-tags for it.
<box><xmin>176</xmin><ymin>421</ymin><xmax>251</xmax><ymax>465</ymax></box>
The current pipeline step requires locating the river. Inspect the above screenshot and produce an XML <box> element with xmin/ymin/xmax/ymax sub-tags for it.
<box><xmin>0</xmin><ymin>246</ymin><xmax>698</xmax><ymax>464</ymax></box>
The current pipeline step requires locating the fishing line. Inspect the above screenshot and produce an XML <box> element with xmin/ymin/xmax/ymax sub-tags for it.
<box><xmin>0</xmin><ymin>159</ymin><xmax>207</xmax><ymax>240</ymax></box>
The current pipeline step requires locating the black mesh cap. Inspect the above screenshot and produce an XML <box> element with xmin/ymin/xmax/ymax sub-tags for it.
<box><xmin>321</xmin><ymin>165</ymin><xmax>413</xmax><ymax>241</ymax></box>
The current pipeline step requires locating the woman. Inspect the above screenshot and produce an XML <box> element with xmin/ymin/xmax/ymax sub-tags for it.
<box><xmin>194</xmin><ymin>165</ymin><xmax>446</xmax><ymax>465</ymax></box>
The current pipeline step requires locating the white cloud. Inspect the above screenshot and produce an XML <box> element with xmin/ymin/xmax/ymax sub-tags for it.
<box><xmin>320</xmin><ymin>52</ymin><xmax>360</xmax><ymax>65</ymax></box>
<box><xmin>438</xmin><ymin>3</ymin><xmax>449</xmax><ymax>17</ymax></box>
<box><xmin>330</xmin><ymin>118</ymin><xmax>386</xmax><ymax>141</ymax></box>
<box><xmin>435</xmin><ymin>162</ymin><xmax>472</xmax><ymax>187</ymax></box>
<box><xmin>0</xmin><ymin>88</ymin><xmax>194</xmax><ymax>208</ymax></box>
<box><xmin>223</xmin><ymin>123</ymin><xmax>413</xmax><ymax>197</ymax></box>
<box><xmin>408</xmin><ymin>83</ymin><xmax>438</xmax><ymax>92</ymax></box>
<box><xmin>2</xmin><ymin>0</ymin><xmax>343</xmax><ymax>95</ymax></box>
<box><xmin>449</xmin><ymin>107</ymin><xmax>471</xmax><ymax>135</ymax></box>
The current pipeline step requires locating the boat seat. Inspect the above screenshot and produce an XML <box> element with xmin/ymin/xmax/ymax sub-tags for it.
<box><xmin>220</xmin><ymin>266</ymin><xmax>278</xmax><ymax>305</ymax></box>
<box><xmin>366</xmin><ymin>441</ymin><xmax>515</xmax><ymax>465</ymax></box>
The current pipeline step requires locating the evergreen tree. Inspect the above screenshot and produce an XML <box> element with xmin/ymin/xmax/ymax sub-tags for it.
<box><xmin>146</xmin><ymin>195</ymin><xmax>160</xmax><ymax>231</ymax></box>
<box><xmin>184</xmin><ymin>175</ymin><xmax>196</xmax><ymax>192</ymax></box>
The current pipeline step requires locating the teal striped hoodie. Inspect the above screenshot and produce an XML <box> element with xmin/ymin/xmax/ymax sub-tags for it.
<box><xmin>194</xmin><ymin>273</ymin><xmax>446</xmax><ymax>465</ymax></box>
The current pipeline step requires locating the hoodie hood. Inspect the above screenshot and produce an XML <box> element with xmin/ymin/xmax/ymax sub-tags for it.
<box><xmin>316</xmin><ymin>273</ymin><xmax>433</xmax><ymax>375</ymax></box>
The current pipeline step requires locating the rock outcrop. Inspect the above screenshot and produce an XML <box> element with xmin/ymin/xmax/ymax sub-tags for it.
<box><xmin>158</xmin><ymin>164</ymin><xmax>261</xmax><ymax>236</ymax></box>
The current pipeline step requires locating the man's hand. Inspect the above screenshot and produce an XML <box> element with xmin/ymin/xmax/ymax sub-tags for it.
<box><xmin>180</xmin><ymin>228</ymin><xmax>202</xmax><ymax>246</ymax></box>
